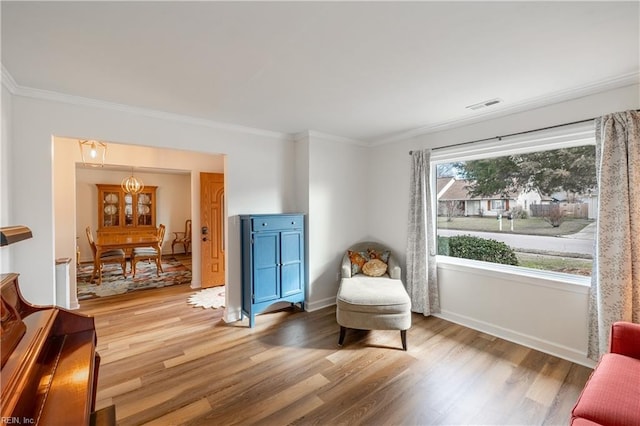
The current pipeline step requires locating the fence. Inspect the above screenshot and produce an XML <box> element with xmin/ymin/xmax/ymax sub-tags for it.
<box><xmin>530</xmin><ymin>203</ymin><xmax>589</xmax><ymax>219</ymax></box>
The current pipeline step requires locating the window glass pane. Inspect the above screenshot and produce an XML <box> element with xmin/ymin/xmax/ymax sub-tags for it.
<box><xmin>435</xmin><ymin>145</ymin><xmax>595</xmax><ymax>277</ymax></box>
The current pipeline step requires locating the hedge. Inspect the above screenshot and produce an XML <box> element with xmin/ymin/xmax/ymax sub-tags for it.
<box><xmin>437</xmin><ymin>235</ymin><xmax>519</xmax><ymax>266</ymax></box>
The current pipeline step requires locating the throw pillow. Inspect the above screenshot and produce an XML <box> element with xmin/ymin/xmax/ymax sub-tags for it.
<box><xmin>348</xmin><ymin>250</ymin><xmax>369</xmax><ymax>276</ymax></box>
<box><xmin>362</xmin><ymin>259</ymin><xmax>388</xmax><ymax>277</ymax></box>
<box><xmin>368</xmin><ymin>248</ymin><xmax>391</xmax><ymax>264</ymax></box>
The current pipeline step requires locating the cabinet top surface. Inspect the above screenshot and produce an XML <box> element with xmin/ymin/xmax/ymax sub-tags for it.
<box><xmin>239</xmin><ymin>213</ymin><xmax>304</xmax><ymax>219</ymax></box>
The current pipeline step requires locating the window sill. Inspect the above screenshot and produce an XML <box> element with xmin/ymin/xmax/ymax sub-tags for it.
<box><xmin>436</xmin><ymin>255</ymin><xmax>590</xmax><ymax>294</ymax></box>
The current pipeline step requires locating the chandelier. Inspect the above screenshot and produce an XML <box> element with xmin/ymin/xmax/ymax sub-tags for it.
<box><xmin>78</xmin><ymin>140</ymin><xmax>106</xmax><ymax>167</ymax></box>
<box><xmin>121</xmin><ymin>169</ymin><xmax>144</xmax><ymax>194</ymax></box>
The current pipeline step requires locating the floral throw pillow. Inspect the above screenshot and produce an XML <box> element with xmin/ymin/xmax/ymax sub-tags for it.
<box><xmin>348</xmin><ymin>250</ymin><xmax>369</xmax><ymax>276</ymax></box>
<box><xmin>367</xmin><ymin>248</ymin><xmax>391</xmax><ymax>264</ymax></box>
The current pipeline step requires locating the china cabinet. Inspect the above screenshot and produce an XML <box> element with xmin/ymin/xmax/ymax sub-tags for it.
<box><xmin>240</xmin><ymin>214</ymin><xmax>306</xmax><ymax>328</ymax></box>
<box><xmin>96</xmin><ymin>184</ymin><xmax>157</xmax><ymax>236</ymax></box>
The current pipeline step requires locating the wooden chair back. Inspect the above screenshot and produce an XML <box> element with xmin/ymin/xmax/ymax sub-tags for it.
<box><xmin>85</xmin><ymin>226</ymin><xmax>97</xmax><ymax>257</ymax></box>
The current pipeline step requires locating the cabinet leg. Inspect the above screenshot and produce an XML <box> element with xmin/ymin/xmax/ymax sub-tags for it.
<box><xmin>249</xmin><ymin>314</ymin><xmax>255</xmax><ymax>328</ymax></box>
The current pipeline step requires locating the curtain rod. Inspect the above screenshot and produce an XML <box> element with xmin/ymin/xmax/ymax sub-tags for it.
<box><xmin>408</xmin><ymin>109</ymin><xmax>640</xmax><ymax>155</ymax></box>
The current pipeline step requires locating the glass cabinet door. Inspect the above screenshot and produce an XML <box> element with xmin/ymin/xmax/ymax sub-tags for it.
<box><xmin>102</xmin><ymin>191</ymin><xmax>121</xmax><ymax>227</ymax></box>
<box><xmin>124</xmin><ymin>193</ymin><xmax>134</xmax><ymax>226</ymax></box>
<box><xmin>97</xmin><ymin>184</ymin><xmax>156</xmax><ymax>232</ymax></box>
<box><xmin>137</xmin><ymin>192</ymin><xmax>153</xmax><ymax>226</ymax></box>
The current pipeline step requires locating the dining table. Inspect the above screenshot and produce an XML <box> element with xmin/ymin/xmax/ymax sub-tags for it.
<box><xmin>94</xmin><ymin>233</ymin><xmax>160</xmax><ymax>285</ymax></box>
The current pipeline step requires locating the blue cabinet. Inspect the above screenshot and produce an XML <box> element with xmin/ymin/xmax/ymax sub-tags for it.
<box><xmin>240</xmin><ymin>214</ymin><xmax>305</xmax><ymax>327</ymax></box>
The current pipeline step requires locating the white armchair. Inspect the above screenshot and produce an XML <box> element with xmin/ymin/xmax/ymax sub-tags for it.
<box><xmin>336</xmin><ymin>242</ymin><xmax>411</xmax><ymax>350</ymax></box>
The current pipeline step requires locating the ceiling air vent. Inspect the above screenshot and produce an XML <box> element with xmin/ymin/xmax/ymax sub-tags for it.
<box><xmin>465</xmin><ymin>98</ymin><xmax>503</xmax><ymax>111</ymax></box>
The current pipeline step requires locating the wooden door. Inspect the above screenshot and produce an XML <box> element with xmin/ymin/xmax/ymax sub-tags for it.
<box><xmin>200</xmin><ymin>173</ymin><xmax>225</xmax><ymax>288</ymax></box>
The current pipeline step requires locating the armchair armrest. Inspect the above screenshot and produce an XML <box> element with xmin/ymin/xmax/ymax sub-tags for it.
<box><xmin>610</xmin><ymin>321</ymin><xmax>640</xmax><ymax>359</ymax></box>
<box><xmin>388</xmin><ymin>256</ymin><xmax>401</xmax><ymax>280</ymax></box>
<box><xmin>341</xmin><ymin>254</ymin><xmax>352</xmax><ymax>278</ymax></box>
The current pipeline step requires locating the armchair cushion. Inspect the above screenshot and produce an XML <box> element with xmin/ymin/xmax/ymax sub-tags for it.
<box><xmin>337</xmin><ymin>276</ymin><xmax>410</xmax><ymax>315</ymax></box>
<box><xmin>571</xmin><ymin>353</ymin><xmax>640</xmax><ymax>426</ymax></box>
<box><xmin>571</xmin><ymin>322</ymin><xmax>640</xmax><ymax>425</ymax></box>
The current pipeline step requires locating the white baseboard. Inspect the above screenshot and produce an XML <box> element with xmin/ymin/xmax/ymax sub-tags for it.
<box><xmin>305</xmin><ymin>296</ymin><xmax>336</xmax><ymax>312</ymax></box>
<box><xmin>435</xmin><ymin>310</ymin><xmax>596</xmax><ymax>368</ymax></box>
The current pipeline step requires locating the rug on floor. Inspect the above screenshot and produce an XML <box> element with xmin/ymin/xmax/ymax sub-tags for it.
<box><xmin>77</xmin><ymin>256</ymin><xmax>192</xmax><ymax>300</ymax></box>
<box><xmin>188</xmin><ymin>286</ymin><xmax>226</xmax><ymax>309</ymax></box>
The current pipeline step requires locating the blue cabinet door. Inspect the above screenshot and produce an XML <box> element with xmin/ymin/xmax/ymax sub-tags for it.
<box><xmin>252</xmin><ymin>232</ymin><xmax>279</xmax><ymax>303</ymax></box>
<box><xmin>280</xmin><ymin>230</ymin><xmax>303</xmax><ymax>297</ymax></box>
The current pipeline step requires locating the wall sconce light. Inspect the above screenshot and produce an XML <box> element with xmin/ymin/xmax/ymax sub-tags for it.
<box><xmin>79</xmin><ymin>140</ymin><xmax>107</xmax><ymax>167</ymax></box>
<box><xmin>121</xmin><ymin>168</ymin><xmax>144</xmax><ymax>194</ymax></box>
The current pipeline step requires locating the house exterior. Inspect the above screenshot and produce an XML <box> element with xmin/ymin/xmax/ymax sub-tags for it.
<box><xmin>437</xmin><ymin>177</ymin><xmax>546</xmax><ymax>217</ymax></box>
<box><xmin>435</xmin><ymin>177</ymin><xmax>600</xmax><ymax>219</ymax></box>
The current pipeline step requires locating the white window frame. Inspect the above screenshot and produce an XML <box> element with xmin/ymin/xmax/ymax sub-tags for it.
<box><xmin>431</xmin><ymin>121</ymin><xmax>595</xmax><ymax>286</ymax></box>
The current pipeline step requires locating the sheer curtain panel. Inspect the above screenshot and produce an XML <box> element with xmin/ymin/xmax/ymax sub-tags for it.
<box><xmin>406</xmin><ymin>149</ymin><xmax>439</xmax><ymax>316</ymax></box>
<box><xmin>588</xmin><ymin>110</ymin><xmax>640</xmax><ymax>360</ymax></box>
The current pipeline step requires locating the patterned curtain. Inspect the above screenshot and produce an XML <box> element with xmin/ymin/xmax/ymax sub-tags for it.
<box><xmin>406</xmin><ymin>149</ymin><xmax>439</xmax><ymax>315</ymax></box>
<box><xmin>587</xmin><ymin>110</ymin><xmax>640</xmax><ymax>360</ymax></box>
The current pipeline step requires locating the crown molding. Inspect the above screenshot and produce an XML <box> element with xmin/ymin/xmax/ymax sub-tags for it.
<box><xmin>3</xmin><ymin>62</ymin><xmax>638</xmax><ymax>147</ymax></box>
<box><xmin>306</xmin><ymin>130</ymin><xmax>369</xmax><ymax>147</ymax></box>
<box><xmin>1</xmin><ymin>65</ymin><xmax>292</xmax><ymax>141</ymax></box>
<box><xmin>370</xmin><ymin>71</ymin><xmax>640</xmax><ymax>147</ymax></box>
<box><xmin>1</xmin><ymin>64</ymin><xmax>19</xmax><ymax>93</ymax></box>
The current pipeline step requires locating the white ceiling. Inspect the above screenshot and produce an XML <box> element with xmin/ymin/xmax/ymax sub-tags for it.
<box><xmin>2</xmin><ymin>1</ymin><xmax>639</xmax><ymax>144</ymax></box>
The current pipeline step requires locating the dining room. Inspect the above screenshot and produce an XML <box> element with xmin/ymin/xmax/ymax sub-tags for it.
<box><xmin>75</xmin><ymin>164</ymin><xmax>193</xmax><ymax>299</ymax></box>
<box><xmin>68</xmin><ymin>138</ymin><xmax>224</xmax><ymax>303</ymax></box>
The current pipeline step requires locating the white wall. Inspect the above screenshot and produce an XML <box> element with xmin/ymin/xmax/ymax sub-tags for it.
<box><xmin>10</xmin><ymin>94</ymin><xmax>296</xmax><ymax>323</ymax></box>
<box><xmin>368</xmin><ymin>84</ymin><xmax>640</xmax><ymax>366</ymax></box>
<box><xmin>306</xmin><ymin>132</ymin><xmax>370</xmax><ymax>310</ymax></box>
<box><xmin>75</xmin><ymin>167</ymin><xmax>192</xmax><ymax>262</ymax></box>
<box><xmin>1</xmin><ymin>85</ymin><xmax>13</xmax><ymax>270</ymax></box>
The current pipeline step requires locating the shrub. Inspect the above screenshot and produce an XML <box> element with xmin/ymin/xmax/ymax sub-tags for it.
<box><xmin>541</xmin><ymin>204</ymin><xmax>564</xmax><ymax>227</ymax></box>
<box><xmin>510</xmin><ymin>206</ymin><xmax>528</xmax><ymax>219</ymax></box>
<box><xmin>437</xmin><ymin>235</ymin><xmax>519</xmax><ymax>266</ymax></box>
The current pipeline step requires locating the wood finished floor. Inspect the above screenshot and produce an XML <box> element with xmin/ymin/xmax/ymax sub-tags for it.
<box><xmin>78</xmin><ymin>284</ymin><xmax>592</xmax><ymax>425</ymax></box>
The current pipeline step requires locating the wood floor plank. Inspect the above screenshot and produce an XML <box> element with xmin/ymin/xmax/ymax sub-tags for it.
<box><xmin>77</xmin><ymin>284</ymin><xmax>592</xmax><ymax>425</ymax></box>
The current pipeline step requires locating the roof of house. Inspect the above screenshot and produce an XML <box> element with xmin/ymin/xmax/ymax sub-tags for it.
<box><xmin>438</xmin><ymin>178</ymin><xmax>517</xmax><ymax>201</ymax></box>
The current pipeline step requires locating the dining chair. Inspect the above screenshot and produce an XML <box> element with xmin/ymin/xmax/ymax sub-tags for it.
<box><xmin>85</xmin><ymin>226</ymin><xmax>127</xmax><ymax>284</ymax></box>
<box><xmin>171</xmin><ymin>219</ymin><xmax>192</xmax><ymax>255</ymax></box>
<box><xmin>131</xmin><ymin>224</ymin><xmax>166</xmax><ymax>278</ymax></box>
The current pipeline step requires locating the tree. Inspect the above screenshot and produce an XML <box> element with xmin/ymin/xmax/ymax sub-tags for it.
<box><xmin>455</xmin><ymin>146</ymin><xmax>596</xmax><ymax>198</ymax></box>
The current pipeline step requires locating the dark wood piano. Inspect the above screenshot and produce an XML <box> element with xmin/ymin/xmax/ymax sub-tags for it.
<box><xmin>1</xmin><ymin>273</ymin><xmax>114</xmax><ymax>425</ymax></box>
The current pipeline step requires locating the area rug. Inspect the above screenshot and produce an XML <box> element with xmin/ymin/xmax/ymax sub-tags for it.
<box><xmin>188</xmin><ymin>286</ymin><xmax>226</xmax><ymax>309</ymax></box>
<box><xmin>77</xmin><ymin>256</ymin><xmax>192</xmax><ymax>300</ymax></box>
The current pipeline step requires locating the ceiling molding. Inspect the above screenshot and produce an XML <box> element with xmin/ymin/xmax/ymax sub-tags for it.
<box><xmin>1</xmin><ymin>64</ymin><xmax>19</xmax><ymax>93</ymax></box>
<box><xmin>306</xmin><ymin>130</ymin><xmax>369</xmax><ymax>147</ymax></box>
<box><xmin>1</xmin><ymin>65</ymin><xmax>292</xmax><ymax>142</ymax></box>
<box><xmin>3</xmin><ymin>63</ymin><xmax>638</xmax><ymax>148</ymax></box>
<box><xmin>370</xmin><ymin>71</ymin><xmax>640</xmax><ymax>147</ymax></box>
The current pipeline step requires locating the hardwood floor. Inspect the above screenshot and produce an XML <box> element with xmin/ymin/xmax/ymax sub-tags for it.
<box><xmin>78</xmin><ymin>285</ymin><xmax>592</xmax><ymax>425</ymax></box>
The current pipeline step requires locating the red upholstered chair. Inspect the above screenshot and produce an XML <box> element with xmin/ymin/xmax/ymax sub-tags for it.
<box><xmin>571</xmin><ymin>321</ymin><xmax>640</xmax><ymax>426</ymax></box>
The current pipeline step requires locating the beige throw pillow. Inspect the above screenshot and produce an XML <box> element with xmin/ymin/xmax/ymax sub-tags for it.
<box><xmin>362</xmin><ymin>259</ymin><xmax>387</xmax><ymax>277</ymax></box>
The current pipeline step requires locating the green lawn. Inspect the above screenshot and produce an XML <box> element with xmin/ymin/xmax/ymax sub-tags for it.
<box><xmin>516</xmin><ymin>253</ymin><xmax>592</xmax><ymax>276</ymax></box>
<box><xmin>438</xmin><ymin>216</ymin><xmax>593</xmax><ymax>237</ymax></box>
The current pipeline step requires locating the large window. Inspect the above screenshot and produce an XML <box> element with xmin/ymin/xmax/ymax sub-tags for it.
<box><xmin>433</xmin><ymin>123</ymin><xmax>596</xmax><ymax>277</ymax></box>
